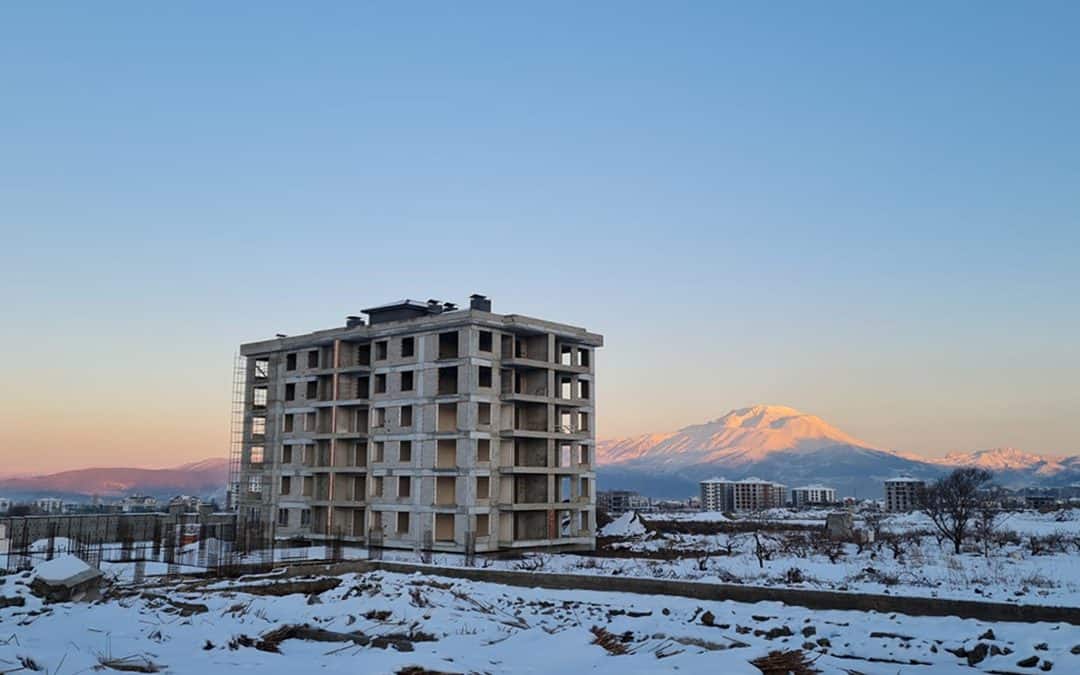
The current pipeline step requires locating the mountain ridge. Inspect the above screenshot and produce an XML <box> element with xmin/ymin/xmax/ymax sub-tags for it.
<box><xmin>0</xmin><ymin>458</ymin><xmax>229</xmax><ymax>500</ymax></box>
<box><xmin>597</xmin><ymin>405</ymin><xmax>1078</xmax><ymax>498</ymax></box>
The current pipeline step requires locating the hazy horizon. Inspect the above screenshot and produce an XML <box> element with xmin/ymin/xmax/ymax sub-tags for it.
<box><xmin>1</xmin><ymin>3</ymin><xmax>1077</xmax><ymax>473</ymax></box>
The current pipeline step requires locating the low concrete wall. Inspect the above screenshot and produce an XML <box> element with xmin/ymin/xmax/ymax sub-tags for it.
<box><xmin>274</xmin><ymin>559</ymin><xmax>1080</xmax><ymax>626</ymax></box>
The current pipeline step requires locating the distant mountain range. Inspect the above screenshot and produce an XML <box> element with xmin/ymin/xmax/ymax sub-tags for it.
<box><xmin>0</xmin><ymin>458</ymin><xmax>229</xmax><ymax>502</ymax></box>
<box><xmin>597</xmin><ymin>405</ymin><xmax>1079</xmax><ymax>499</ymax></box>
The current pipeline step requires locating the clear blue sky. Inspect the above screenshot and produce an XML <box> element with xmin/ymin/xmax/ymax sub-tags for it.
<box><xmin>1</xmin><ymin>2</ymin><xmax>1077</xmax><ymax>472</ymax></box>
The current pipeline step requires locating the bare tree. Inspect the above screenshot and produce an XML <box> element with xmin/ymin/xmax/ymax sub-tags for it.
<box><xmin>918</xmin><ymin>468</ymin><xmax>993</xmax><ymax>554</ymax></box>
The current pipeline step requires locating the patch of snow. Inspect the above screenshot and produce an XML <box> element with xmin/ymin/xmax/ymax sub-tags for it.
<box><xmin>33</xmin><ymin>554</ymin><xmax>94</xmax><ymax>582</ymax></box>
<box><xmin>601</xmin><ymin>511</ymin><xmax>647</xmax><ymax>537</ymax></box>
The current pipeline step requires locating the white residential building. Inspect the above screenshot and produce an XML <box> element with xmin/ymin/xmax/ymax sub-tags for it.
<box><xmin>884</xmin><ymin>476</ymin><xmax>925</xmax><ymax>512</ymax></box>
<box><xmin>34</xmin><ymin>497</ymin><xmax>64</xmax><ymax>514</ymax></box>
<box><xmin>701</xmin><ymin>477</ymin><xmax>787</xmax><ymax>512</ymax></box>
<box><xmin>791</xmin><ymin>485</ymin><xmax>837</xmax><ymax>508</ymax></box>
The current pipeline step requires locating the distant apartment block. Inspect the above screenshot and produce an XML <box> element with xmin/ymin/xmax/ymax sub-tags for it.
<box><xmin>700</xmin><ymin>477</ymin><xmax>787</xmax><ymax>512</ymax></box>
<box><xmin>597</xmin><ymin>489</ymin><xmax>650</xmax><ymax>516</ymax></box>
<box><xmin>0</xmin><ymin>498</ymin><xmax>10</xmax><ymax>514</ymax></box>
<box><xmin>884</xmin><ymin>476</ymin><xmax>925</xmax><ymax>512</ymax></box>
<box><xmin>233</xmin><ymin>295</ymin><xmax>603</xmax><ymax>553</ymax></box>
<box><xmin>34</xmin><ymin>497</ymin><xmax>64</xmax><ymax>514</ymax></box>
<box><xmin>791</xmin><ymin>484</ymin><xmax>837</xmax><ymax>508</ymax></box>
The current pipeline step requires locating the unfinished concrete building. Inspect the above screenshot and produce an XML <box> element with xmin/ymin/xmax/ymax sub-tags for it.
<box><xmin>232</xmin><ymin>295</ymin><xmax>603</xmax><ymax>553</ymax></box>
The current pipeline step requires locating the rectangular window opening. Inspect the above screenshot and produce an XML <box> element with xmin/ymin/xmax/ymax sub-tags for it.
<box><xmin>438</xmin><ymin>331</ymin><xmax>459</xmax><ymax>359</ymax></box>
<box><xmin>478</xmin><ymin>365</ymin><xmax>492</xmax><ymax>388</ymax></box>
<box><xmin>399</xmin><ymin>439</ymin><xmax>412</xmax><ymax>462</ymax></box>
<box><xmin>479</xmin><ymin>330</ymin><xmax>493</xmax><ymax>352</ymax></box>
<box><xmin>400</xmin><ymin>337</ymin><xmax>415</xmax><ymax>358</ymax></box>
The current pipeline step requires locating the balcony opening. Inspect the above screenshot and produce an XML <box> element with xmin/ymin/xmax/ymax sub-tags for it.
<box><xmin>476</xmin><ymin>513</ymin><xmax>490</xmax><ymax>537</ymax></box>
<box><xmin>375</xmin><ymin>341</ymin><xmax>388</xmax><ymax>360</ymax></box>
<box><xmin>435</xmin><ymin>513</ymin><xmax>455</xmax><ymax>541</ymax></box>
<box><xmin>400</xmin><ymin>405</ymin><xmax>413</xmax><ymax>427</ymax></box>
<box><xmin>303</xmin><ymin>445</ymin><xmax>316</xmax><ymax>466</ymax></box>
<box><xmin>559</xmin><ymin>377</ymin><xmax>572</xmax><ymax>400</ymax></box>
<box><xmin>399</xmin><ymin>439</ymin><xmax>412</xmax><ymax>462</ymax></box>
<box><xmin>514</xmin><ymin>475</ymin><xmax>548</xmax><ymax>504</ymax></box>
<box><xmin>374</xmin><ymin>373</ymin><xmax>387</xmax><ymax>394</ymax></box>
<box><xmin>277</xmin><ymin>508</ymin><xmax>289</xmax><ymax>527</ymax></box>
<box><xmin>357</xmin><ymin>343</ymin><xmax>371</xmax><ymax>364</ymax></box>
<box><xmin>478</xmin><ymin>402</ymin><xmax>491</xmax><ymax>426</ymax></box>
<box><xmin>254</xmin><ymin>358</ymin><xmax>270</xmax><ymax>379</ymax></box>
<box><xmin>478</xmin><ymin>365</ymin><xmax>492</xmax><ymax>388</ymax></box>
<box><xmin>578</xmin><ymin>379</ymin><xmax>590</xmax><ymax>400</ymax></box>
<box><xmin>578</xmin><ymin>349</ymin><xmax>590</xmax><ymax>367</ymax></box>
<box><xmin>306</xmin><ymin>380</ymin><xmax>318</xmax><ymax>399</ymax></box>
<box><xmin>250</xmin><ymin>446</ymin><xmax>264</xmax><ymax>464</ymax></box>
<box><xmin>559</xmin><ymin>443</ymin><xmax>571</xmax><ymax>467</ymax></box>
<box><xmin>479</xmin><ymin>330</ymin><xmax>493</xmax><ymax>352</ymax></box>
<box><xmin>398</xmin><ymin>476</ymin><xmax>411</xmax><ymax>499</ymax></box>
<box><xmin>400</xmin><ymin>336</ymin><xmax>415</xmax><ymax>358</ymax></box>
<box><xmin>436</xmin><ymin>477</ymin><xmax>456</xmax><ymax>506</ymax></box>
<box><xmin>515</xmin><ymin>438</ymin><xmax>547</xmax><ymax>467</ymax></box>
<box><xmin>371</xmin><ymin>476</ymin><xmax>384</xmax><ymax>498</ymax></box>
<box><xmin>284</xmin><ymin>414</ymin><xmax>294</xmax><ymax>433</ymax></box>
<box><xmin>559</xmin><ymin>410</ymin><xmax>573</xmax><ymax>433</ymax></box>
<box><xmin>373</xmin><ymin>441</ymin><xmax>385</xmax><ymax>463</ymax></box>
<box><xmin>513</xmin><ymin>511</ymin><xmax>547</xmax><ymax>540</ymax></box>
<box><xmin>251</xmin><ymin>416</ymin><xmax>266</xmax><ymax>437</ymax></box>
<box><xmin>284</xmin><ymin>383</ymin><xmax>296</xmax><ymax>401</ymax></box>
<box><xmin>501</xmin><ymin>334</ymin><xmax>513</xmax><ymax>355</ymax></box>
<box><xmin>253</xmin><ymin>386</ymin><xmax>268</xmax><ymax>407</ymax></box>
<box><xmin>437</xmin><ymin>366</ymin><xmax>458</xmax><ymax>395</ymax></box>
<box><xmin>580</xmin><ymin>477</ymin><xmax>590</xmax><ymax>500</ymax></box>
<box><xmin>286</xmin><ymin>353</ymin><xmax>297</xmax><ymax>371</ymax></box>
<box><xmin>558</xmin><ymin>476</ymin><xmax>572</xmax><ymax>503</ymax></box>
<box><xmin>437</xmin><ymin>439</ymin><xmax>457</xmax><ymax>469</ymax></box>
<box><xmin>477</xmin><ymin>438</ymin><xmax>490</xmax><ymax>462</ymax></box>
<box><xmin>282</xmin><ymin>446</ymin><xmax>292</xmax><ymax>464</ymax></box>
<box><xmin>302</xmin><ymin>476</ymin><xmax>314</xmax><ymax>497</ymax></box>
<box><xmin>578</xmin><ymin>445</ymin><xmax>589</xmax><ymax>465</ymax></box>
<box><xmin>356</xmin><ymin>375</ymin><xmax>370</xmax><ymax>398</ymax></box>
<box><xmin>373</xmin><ymin>408</ymin><xmax>386</xmax><ymax>428</ymax></box>
<box><xmin>437</xmin><ymin>403</ymin><xmax>457</xmax><ymax>432</ymax></box>
<box><xmin>578</xmin><ymin>411</ymin><xmax>590</xmax><ymax>432</ymax></box>
<box><xmin>560</xmin><ymin>345</ymin><xmax>573</xmax><ymax>366</ymax></box>
<box><xmin>517</xmin><ymin>402</ymin><xmax>548</xmax><ymax>432</ymax></box>
<box><xmin>476</xmin><ymin>476</ymin><xmax>490</xmax><ymax>500</ymax></box>
<box><xmin>400</xmin><ymin>370</ymin><xmax>414</xmax><ymax>391</ymax></box>
<box><xmin>438</xmin><ymin>331</ymin><xmax>459</xmax><ymax>359</ymax></box>
<box><xmin>307</xmin><ymin>350</ymin><xmax>319</xmax><ymax>369</ymax></box>
<box><xmin>305</xmin><ymin>412</ymin><xmax>316</xmax><ymax>432</ymax></box>
<box><xmin>397</xmin><ymin>511</ymin><xmax>410</xmax><ymax>534</ymax></box>
<box><xmin>516</xmin><ymin>370</ymin><xmax>546</xmax><ymax>396</ymax></box>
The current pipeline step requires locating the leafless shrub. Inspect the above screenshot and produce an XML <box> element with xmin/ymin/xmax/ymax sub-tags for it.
<box><xmin>590</xmin><ymin>626</ymin><xmax>629</xmax><ymax>655</ymax></box>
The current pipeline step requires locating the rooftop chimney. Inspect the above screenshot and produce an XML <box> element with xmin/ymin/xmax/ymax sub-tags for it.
<box><xmin>469</xmin><ymin>294</ymin><xmax>491</xmax><ymax>312</ymax></box>
<box><xmin>345</xmin><ymin>315</ymin><xmax>365</xmax><ymax>328</ymax></box>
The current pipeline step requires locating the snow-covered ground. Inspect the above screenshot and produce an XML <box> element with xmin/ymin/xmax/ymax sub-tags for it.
<box><xmin>2</xmin><ymin>564</ymin><xmax>1077</xmax><ymax>674</ymax></box>
<box><xmin>17</xmin><ymin>509</ymin><xmax>1077</xmax><ymax>608</ymax></box>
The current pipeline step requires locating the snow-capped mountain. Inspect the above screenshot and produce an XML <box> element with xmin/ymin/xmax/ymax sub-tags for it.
<box><xmin>931</xmin><ymin>447</ymin><xmax>1065</xmax><ymax>474</ymax></box>
<box><xmin>597</xmin><ymin>405</ymin><xmax>1078</xmax><ymax>498</ymax></box>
